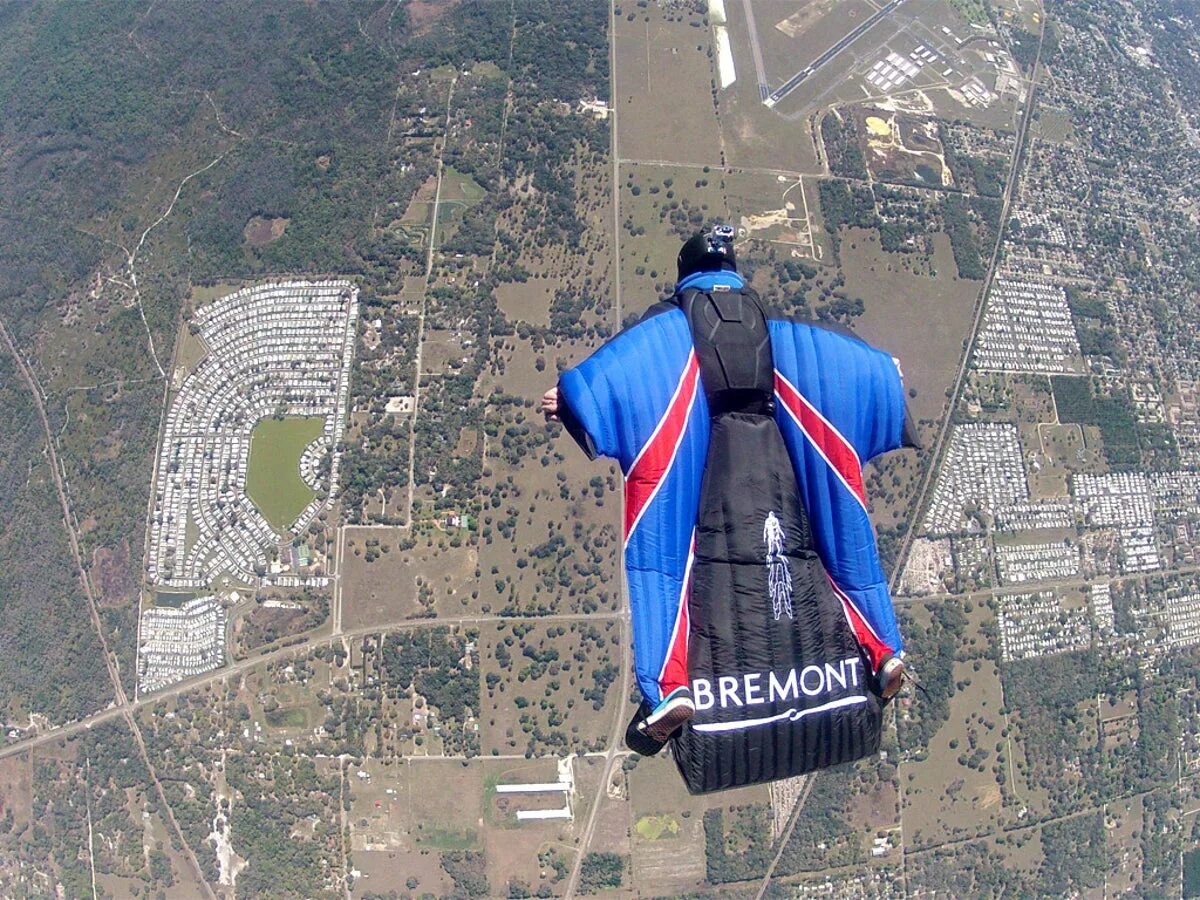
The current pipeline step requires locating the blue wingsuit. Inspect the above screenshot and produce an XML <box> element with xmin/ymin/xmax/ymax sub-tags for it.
<box><xmin>558</xmin><ymin>271</ymin><xmax>913</xmax><ymax>712</ymax></box>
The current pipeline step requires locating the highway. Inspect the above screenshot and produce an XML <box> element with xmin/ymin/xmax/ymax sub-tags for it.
<box><xmin>766</xmin><ymin>0</ymin><xmax>904</xmax><ymax>107</ymax></box>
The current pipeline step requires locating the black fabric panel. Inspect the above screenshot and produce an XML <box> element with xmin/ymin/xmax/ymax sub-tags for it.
<box><xmin>678</xmin><ymin>287</ymin><xmax>774</xmax><ymax>416</ymax></box>
<box><xmin>670</xmin><ymin>413</ymin><xmax>881</xmax><ymax>794</ymax></box>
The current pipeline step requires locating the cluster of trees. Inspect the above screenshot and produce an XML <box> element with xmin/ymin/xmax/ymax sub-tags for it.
<box><xmin>907</xmin><ymin>839</ymin><xmax>1037</xmax><ymax>895</ymax></box>
<box><xmin>440</xmin><ymin>850</ymin><xmax>491</xmax><ymax>899</ymax></box>
<box><xmin>381</xmin><ymin>627</ymin><xmax>480</xmax><ymax>724</ymax></box>
<box><xmin>225</xmin><ymin>752</ymin><xmax>343</xmax><ymax>897</ymax></box>
<box><xmin>703</xmin><ymin>805</ymin><xmax>772</xmax><ymax>884</ymax></box>
<box><xmin>897</xmin><ymin>600</ymin><xmax>970</xmax><ymax>752</ymax></box>
<box><xmin>773</xmin><ymin>763</ymin><xmax>868</xmax><ymax>874</ymax></box>
<box><xmin>1037</xmin><ymin>812</ymin><xmax>1106</xmax><ymax>895</ymax></box>
<box><xmin>940</xmin><ymin>194</ymin><xmax>987</xmax><ymax>279</ymax></box>
<box><xmin>578</xmin><ymin>852</ymin><xmax>625</xmax><ymax>893</ymax></box>
<box><xmin>1051</xmin><ymin>375</ymin><xmax>1143</xmax><ymax>469</ymax></box>
<box><xmin>818</xmin><ymin>179</ymin><xmax>879</xmax><ymax>258</ymax></box>
<box><xmin>0</xmin><ymin>356</ymin><xmax>116</xmax><ymax>724</ymax></box>
<box><xmin>821</xmin><ymin>112</ymin><xmax>868</xmax><ymax>180</ymax></box>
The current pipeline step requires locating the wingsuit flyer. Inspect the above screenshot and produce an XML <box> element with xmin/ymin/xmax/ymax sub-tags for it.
<box><xmin>542</xmin><ymin>225</ymin><xmax>919</xmax><ymax>794</ymax></box>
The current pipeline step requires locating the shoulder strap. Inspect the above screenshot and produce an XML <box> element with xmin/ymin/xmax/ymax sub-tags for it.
<box><xmin>675</xmin><ymin>286</ymin><xmax>775</xmax><ymax>417</ymax></box>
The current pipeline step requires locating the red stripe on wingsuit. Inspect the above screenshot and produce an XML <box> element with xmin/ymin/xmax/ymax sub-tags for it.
<box><xmin>658</xmin><ymin>535</ymin><xmax>695</xmax><ymax>697</ymax></box>
<box><xmin>773</xmin><ymin>372</ymin><xmax>866</xmax><ymax>507</ymax></box>
<box><xmin>828</xmin><ymin>576</ymin><xmax>893</xmax><ymax>673</ymax></box>
<box><xmin>623</xmin><ymin>354</ymin><xmax>701</xmax><ymax>540</ymax></box>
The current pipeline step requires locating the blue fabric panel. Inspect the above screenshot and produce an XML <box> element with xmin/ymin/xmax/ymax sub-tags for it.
<box><xmin>559</xmin><ymin>308</ymin><xmax>708</xmax><ymax>703</ymax></box>
<box><xmin>769</xmin><ymin>319</ymin><xmax>906</xmax><ymax>654</ymax></box>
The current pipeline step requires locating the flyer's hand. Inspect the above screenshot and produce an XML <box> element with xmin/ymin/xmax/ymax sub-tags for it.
<box><xmin>541</xmin><ymin>387</ymin><xmax>561</xmax><ymax>422</ymax></box>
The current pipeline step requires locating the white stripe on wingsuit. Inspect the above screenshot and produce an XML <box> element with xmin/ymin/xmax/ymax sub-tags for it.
<box><xmin>773</xmin><ymin>370</ymin><xmax>867</xmax><ymax>513</ymax></box>
<box><xmin>773</xmin><ymin>375</ymin><xmax>892</xmax><ymax>651</ymax></box>
<box><xmin>625</xmin><ymin>350</ymin><xmax>696</xmax><ymax>477</ymax></box>
<box><xmin>656</xmin><ymin>532</ymin><xmax>696</xmax><ymax>692</ymax></box>
<box><xmin>828</xmin><ymin>576</ymin><xmax>886</xmax><ymax>646</ymax></box>
<box><xmin>624</xmin><ymin>363</ymin><xmax>700</xmax><ymax>547</ymax></box>
<box><xmin>691</xmin><ymin>695</ymin><xmax>869</xmax><ymax>733</ymax></box>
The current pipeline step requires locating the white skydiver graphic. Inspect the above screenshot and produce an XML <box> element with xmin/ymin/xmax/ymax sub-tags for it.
<box><xmin>764</xmin><ymin>511</ymin><xmax>793</xmax><ymax>620</ymax></box>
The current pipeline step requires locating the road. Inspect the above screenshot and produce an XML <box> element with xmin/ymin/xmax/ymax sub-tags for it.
<box><xmin>888</xmin><ymin>15</ymin><xmax>1048</xmax><ymax>595</ymax></box>
<box><xmin>563</xmin><ymin>5</ymin><xmax>633</xmax><ymax>896</ymax></box>
<box><xmin>0</xmin><ymin>610</ymin><xmax>621</xmax><ymax>763</ymax></box>
<box><xmin>0</xmin><ymin>316</ymin><xmax>215</xmax><ymax>898</ymax></box>
<box><xmin>405</xmin><ymin>77</ymin><xmax>455</xmax><ymax>528</ymax></box>
<box><xmin>740</xmin><ymin>0</ymin><xmax>770</xmax><ymax>101</ymax></box>
<box><xmin>755</xmin><ymin>775</ymin><xmax>814</xmax><ymax>900</ymax></box>
<box><xmin>767</xmin><ymin>0</ymin><xmax>904</xmax><ymax>107</ymax></box>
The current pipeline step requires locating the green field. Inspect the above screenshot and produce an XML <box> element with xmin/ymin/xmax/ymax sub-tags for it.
<box><xmin>246</xmin><ymin>416</ymin><xmax>324</xmax><ymax>531</ymax></box>
<box><xmin>635</xmin><ymin>814</ymin><xmax>681</xmax><ymax>841</ymax></box>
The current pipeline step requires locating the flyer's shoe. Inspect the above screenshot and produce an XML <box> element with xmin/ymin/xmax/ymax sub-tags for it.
<box><xmin>640</xmin><ymin>686</ymin><xmax>695</xmax><ymax>743</ymax></box>
<box><xmin>877</xmin><ymin>655</ymin><xmax>907</xmax><ymax>701</ymax></box>
<box><xmin>625</xmin><ymin>704</ymin><xmax>668</xmax><ymax>757</ymax></box>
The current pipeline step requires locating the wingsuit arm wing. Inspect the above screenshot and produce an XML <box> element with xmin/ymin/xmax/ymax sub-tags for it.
<box><xmin>555</xmin><ymin>309</ymin><xmax>707</xmax><ymax>708</ymax></box>
<box><xmin>774</xmin><ymin>319</ymin><xmax>919</xmax><ymax>459</ymax></box>
<box><xmin>769</xmin><ymin>319</ymin><xmax>911</xmax><ymax>664</ymax></box>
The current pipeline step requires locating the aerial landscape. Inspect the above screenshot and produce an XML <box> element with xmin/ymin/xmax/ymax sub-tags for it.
<box><xmin>1</xmin><ymin>0</ymin><xmax>1200</xmax><ymax>896</ymax></box>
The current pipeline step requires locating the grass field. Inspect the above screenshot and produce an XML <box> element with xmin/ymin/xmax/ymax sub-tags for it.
<box><xmin>634</xmin><ymin>813</ymin><xmax>680</xmax><ymax>840</ymax></box>
<box><xmin>844</xmin><ymin>229</ymin><xmax>979</xmax><ymax>429</ymax></box>
<box><xmin>611</xmin><ymin>2</ymin><xmax>720</xmax><ymax>164</ymax></box>
<box><xmin>246</xmin><ymin>415</ymin><xmax>324</xmax><ymax>532</ymax></box>
<box><xmin>618</xmin><ymin>162</ymin><xmax>728</xmax><ymax>313</ymax></box>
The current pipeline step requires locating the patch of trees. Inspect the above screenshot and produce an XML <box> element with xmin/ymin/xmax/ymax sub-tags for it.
<box><xmin>1184</xmin><ymin>848</ymin><xmax>1200</xmax><ymax>898</ymax></box>
<box><xmin>1038</xmin><ymin>811</ymin><xmax>1106</xmax><ymax>895</ymax></box>
<box><xmin>1008</xmin><ymin>28</ymin><xmax>1041</xmax><ymax>72</ymax></box>
<box><xmin>940</xmin><ymin>194</ymin><xmax>986</xmax><ymax>279</ymax></box>
<box><xmin>0</xmin><ymin>355</ymin><xmax>114</xmax><ymax>724</ymax></box>
<box><xmin>907</xmin><ymin>840</ymin><xmax>1036</xmax><ymax>896</ymax></box>
<box><xmin>897</xmin><ymin>600</ymin><xmax>969</xmax><ymax>752</ymax></box>
<box><xmin>440</xmin><ymin>850</ymin><xmax>491</xmax><ymax>899</ymax></box>
<box><xmin>969</xmin><ymin>156</ymin><xmax>1007</xmax><ymax>198</ymax></box>
<box><xmin>774</xmin><ymin>763</ymin><xmax>864</xmax><ymax>874</ymax></box>
<box><xmin>703</xmin><ymin>805</ymin><xmax>772</xmax><ymax>884</ymax></box>
<box><xmin>818</xmin><ymin>179</ymin><xmax>879</xmax><ymax>258</ymax></box>
<box><xmin>381</xmin><ymin>627</ymin><xmax>480</xmax><ymax>724</ymax></box>
<box><xmin>1001</xmin><ymin>650</ymin><xmax>1102</xmax><ymax>814</ymax></box>
<box><xmin>225</xmin><ymin>753</ymin><xmax>341</xmax><ymax>898</ymax></box>
<box><xmin>578</xmin><ymin>852</ymin><xmax>624</xmax><ymax>893</ymax></box>
<box><xmin>821</xmin><ymin>112</ymin><xmax>867</xmax><ymax>180</ymax></box>
<box><xmin>1050</xmin><ymin>376</ymin><xmax>1141</xmax><ymax>469</ymax></box>
<box><xmin>1142</xmin><ymin>789</ymin><xmax>1181</xmax><ymax>894</ymax></box>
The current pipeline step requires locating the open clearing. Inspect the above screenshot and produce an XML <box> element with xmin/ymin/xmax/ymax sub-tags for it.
<box><xmin>478</xmin><ymin>619</ymin><xmax>621</xmax><ymax>756</ymax></box>
<box><xmin>725</xmin><ymin>171</ymin><xmax>816</xmax><ymax>259</ymax></box>
<box><xmin>902</xmin><ymin>656</ymin><xmax>1008</xmax><ymax>848</ymax></box>
<box><xmin>623</xmin><ymin>754</ymin><xmax>771</xmax><ymax>894</ymax></box>
<box><xmin>612</xmin><ymin>2</ymin><xmax>720</xmax><ymax>164</ymax></box>
<box><xmin>245</xmin><ymin>415</ymin><xmax>324</xmax><ymax>531</ymax></box>
<box><xmin>341</xmin><ymin>524</ymin><xmax>479</xmax><ymax>628</ymax></box>
<box><xmin>842</xmin><ymin>228</ymin><xmax>978</xmax><ymax>428</ymax></box>
<box><xmin>618</xmin><ymin>162</ymin><xmax>728</xmax><ymax>313</ymax></box>
<box><xmin>347</xmin><ymin>756</ymin><xmax>587</xmax><ymax>897</ymax></box>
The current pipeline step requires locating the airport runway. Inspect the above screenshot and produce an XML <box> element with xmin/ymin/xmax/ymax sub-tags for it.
<box><xmin>766</xmin><ymin>0</ymin><xmax>904</xmax><ymax>106</ymax></box>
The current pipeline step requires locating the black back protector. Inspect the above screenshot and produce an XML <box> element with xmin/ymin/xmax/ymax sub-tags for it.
<box><xmin>669</xmin><ymin>287</ymin><xmax>882</xmax><ymax>794</ymax></box>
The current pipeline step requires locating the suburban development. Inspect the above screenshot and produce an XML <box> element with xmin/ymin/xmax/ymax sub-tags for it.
<box><xmin>2</xmin><ymin>0</ymin><xmax>1200</xmax><ymax>897</ymax></box>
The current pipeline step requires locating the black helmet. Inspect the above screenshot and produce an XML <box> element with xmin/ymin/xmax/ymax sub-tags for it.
<box><xmin>677</xmin><ymin>224</ymin><xmax>737</xmax><ymax>281</ymax></box>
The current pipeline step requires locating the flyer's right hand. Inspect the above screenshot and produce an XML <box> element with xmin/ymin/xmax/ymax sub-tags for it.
<box><xmin>541</xmin><ymin>387</ymin><xmax>561</xmax><ymax>422</ymax></box>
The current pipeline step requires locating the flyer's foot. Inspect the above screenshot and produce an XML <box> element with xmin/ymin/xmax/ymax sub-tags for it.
<box><xmin>625</xmin><ymin>706</ymin><xmax>668</xmax><ymax>756</ymax></box>
<box><xmin>641</xmin><ymin>687</ymin><xmax>695</xmax><ymax>742</ymax></box>
<box><xmin>877</xmin><ymin>655</ymin><xmax>906</xmax><ymax>701</ymax></box>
